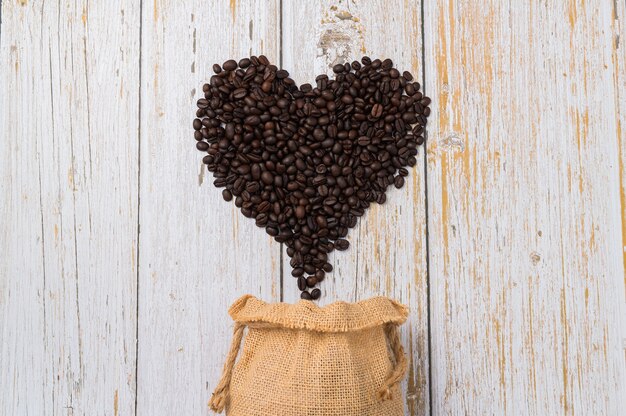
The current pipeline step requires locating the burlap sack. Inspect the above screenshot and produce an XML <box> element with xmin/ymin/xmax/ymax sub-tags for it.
<box><xmin>209</xmin><ymin>294</ymin><xmax>409</xmax><ymax>416</ymax></box>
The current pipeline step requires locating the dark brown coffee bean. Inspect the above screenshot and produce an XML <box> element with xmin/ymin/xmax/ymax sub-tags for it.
<box><xmin>222</xmin><ymin>189</ymin><xmax>233</xmax><ymax>201</ymax></box>
<box><xmin>223</xmin><ymin>60</ymin><xmax>237</xmax><ymax>71</ymax></box>
<box><xmin>310</xmin><ymin>289</ymin><xmax>321</xmax><ymax>300</ymax></box>
<box><xmin>297</xmin><ymin>276</ymin><xmax>307</xmax><ymax>291</ymax></box>
<box><xmin>233</xmin><ymin>88</ymin><xmax>247</xmax><ymax>99</ymax></box>
<box><xmin>335</xmin><ymin>239</ymin><xmax>349</xmax><ymax>250</ymax></box>
<box><xmin>370</xmin><ymin>103</ymin><xmax>383</xmax><ymax>118</ymax></box>
<box><xmin>261</xmin><ymin>171</ymin><xmax>273</xmax><ymax>185</ymax></box>
<box><xmin>394</xmin><ymin>175</ymin><xmax>405</xmax><ymax>189</ymax></box>
<box><xmin>300</xmin><ymin>291</ymin><xmax>312</xmax><ymax>300</ymax></box>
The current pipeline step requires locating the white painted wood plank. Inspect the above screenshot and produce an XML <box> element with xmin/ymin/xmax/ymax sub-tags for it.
<box><xmin>613</xmin><ymin>0</ymin><xmax>626</xmax><ymax>358</ymax></box>
<box><xmin>282</xmin><ymin>1</ymin><xmax>430</xmax><ymax>414</ymax></box>
<box><xmin>137</xmin><ymin>1</ymin><xmax>281</xmax><ymax>415</ymax></box>
<box><xmin>424</xmin><ymin>1</ymin><xmax>626</xmax><ymax>414</ymax></box>
<box><xmin>0</xmin><ymin>1</ymin><xmax>140</xmax><ymax>415</ymax></box>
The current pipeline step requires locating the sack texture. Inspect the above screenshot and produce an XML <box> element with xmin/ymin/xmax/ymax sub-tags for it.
<box><xmin>209</xmin><ymin>294</ymin><xmax>409</xmax><ymax>416</ymax></box>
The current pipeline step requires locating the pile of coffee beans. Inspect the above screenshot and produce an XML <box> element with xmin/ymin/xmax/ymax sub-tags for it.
<box><xmin>193</xmin><ymin>55</ymin><xmax>430</xmax><ymax>300</ymax></box>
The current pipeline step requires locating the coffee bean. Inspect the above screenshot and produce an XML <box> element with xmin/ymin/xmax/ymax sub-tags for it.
<box><xmin>335</xmin><ymin>239</ymin><xmax>349</xmax><ymax>251</ymax></box>
<box><xmin>222</xmin><ymin>189</ymin><xmax>233</xmax><ymax>201</ymax></box>
<box><xmin>223</xmin><ymin>60</ymin><xmax>237</xmax><ymax>71</ymax></box>
<box><xmin>371</xmin><ymin>103</ymin><xmax>383</xmax><ymax>118</ymax></box>
<box><xmin>261</xmin><ymin>171</ymin><xmax>273</xmax><ymax>185</ymax></box>
<box><xmin>194</xmin><ymin>56</ymin><xmax>431</xmax><ymax>299</ymax></box>
<box><xmin>233</xmin><ymin>88</ymin><xmax>247</xmax><ymax>99</ymax></box>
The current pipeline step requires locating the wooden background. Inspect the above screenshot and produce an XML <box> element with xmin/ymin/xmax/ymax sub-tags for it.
<box><xmin>1</xmin><ymin>0</ymin><xmax>625</xmax><ymax>415</ymax></box>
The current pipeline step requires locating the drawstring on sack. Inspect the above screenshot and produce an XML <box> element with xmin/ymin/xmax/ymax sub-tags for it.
<box><xmin>377</xmin><ymin>323</ymin><xmax>408</xmax><ymax>402</ymax></box>
<box><xmin>209</xmin><ymin>322</ymin><xmax>246</xmax><ymax>413</ymax></box>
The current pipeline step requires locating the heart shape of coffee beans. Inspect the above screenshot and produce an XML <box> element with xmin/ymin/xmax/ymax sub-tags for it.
<box><xmin>193</xmin><ymin>55</ymin><xmax>430</xmax><ymax>300</ymax></box>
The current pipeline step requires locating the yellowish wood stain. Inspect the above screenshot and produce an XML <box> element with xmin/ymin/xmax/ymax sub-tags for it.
<box><xmin>527</xmin><ymin>285</ymin><xmax>537</xmax><ymax>398</ymax></box>
<box><xmin>153</xmin><ymin>0</ymin><xmax>158</xmax><ymax>22</ymax></box>
<box><xmin>568</xmin><ymin>0</ymin><xmax>577</xmax><ymax>28</ymax></box>
<box><xmin>406</xmin><ymin>330</ymin><xmax>417</xmax><ymax>414</ymax></box>
<box><xmin>610</xmin><ymin>10</ymin><xmax>626</xmax><ymax>294</ymax></box>
<box><xmin>560</xmin><ymin>289</ymin><xmax>570</xmax><ymax>414</ymax></box>
<box><xmin>230</xmin><ymin>0</ymin><xmax>237</xmax><ymax>22</ymax></box>
<box><xmin>113</xmin><ymin>389</ymin><xmax>119</xmax><ymax>416</ymax></box>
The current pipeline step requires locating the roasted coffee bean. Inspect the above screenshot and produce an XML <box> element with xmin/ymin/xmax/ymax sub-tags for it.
<box><xmin>194</xmin><ymin>56</ymin><xmax>430</xmax><ymax>299</ymax></box>
<box><xmin>335</xmin><ymin>239</ymin><xmax>350</xmax><ymax>251</ymax></box>
<box><xmin>223</xmin><ymin>59</ymin><xmax>237</xmax><ymax>71</ymax></box>
<box><xmin>261</xmin><ymin>171</ymin><xmax>273</xmax><ymax>185</ymax></box>
<box><xmin>370</xmin><ymin>103</ymin><xmax>383</xmax><ymax>118</ymax></box>
<box><xmin>394</xmin><ymin>175</ymin><xmax>405</xmax><ymax>189</ymax></box>
<box><xmin>222</xmin><ymin>189</ymin><xmax>233</xmax><ymax>201</ymax></box>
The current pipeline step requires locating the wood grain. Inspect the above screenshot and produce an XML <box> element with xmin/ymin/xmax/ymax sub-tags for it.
<box><xmin>424</xmin><ymin>1</ymin><xmax>626</xmax><ymax>414</ymax></box>
<box><xmin>614</xmin><ymin>0</ymin><xmax>626</xmax><ymax>358</ymax></box>
<box><xmin>136</xmin><ymin>1</ymin><xmax>281</xmax><ymax>415</ymax></box>
<box><xmin>0</xmin><ymin>0</ymin><xmax>140</xmax><ymax>414</ymax></box>
<box><xmin>282</xmin><ymin>1</ymin><xmax>430</xmax><ymax>414</ymax></box>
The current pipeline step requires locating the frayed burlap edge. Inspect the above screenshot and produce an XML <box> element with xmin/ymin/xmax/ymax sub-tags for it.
<box><xmin>228</xmin><ymin>294</ymin><xmax>409</xmax><ymax>332</ymax></box>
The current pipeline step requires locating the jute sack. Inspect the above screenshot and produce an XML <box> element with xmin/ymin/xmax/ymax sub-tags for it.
<box><xmin>209</xmin><ymin>294</ymin><xmax>409</xmax><ymax>416</ymax></box>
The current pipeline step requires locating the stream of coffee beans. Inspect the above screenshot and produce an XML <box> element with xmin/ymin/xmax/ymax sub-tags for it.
<box><xmin>194</xmin><ymin>55</ymin><xmax>430</xmax><ymax>300</ymax></box>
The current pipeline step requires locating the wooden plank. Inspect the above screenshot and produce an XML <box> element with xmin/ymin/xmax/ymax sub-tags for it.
<box><xmin>281</xmin><ymin>1</ymin><xmax>430</xmax><ymax>414</ymax></box>
<box><xmin>614</xmin><ymin>0</ymin><xmax>626</xmax><ymax>355</ymax></box>
<box><xmin>136</xmin><ymin>1</ymin><xmax>281</xmax><ymax>415</ymax></box>
<box><xmin>424</xmin><ymin>1</ymin><xmax>626</xmax><ymax>414</ymax></box>
<box><xmin>0</xmin><ymin>1</ymin><xmax>140</xmax><ymax>415</ymax></box>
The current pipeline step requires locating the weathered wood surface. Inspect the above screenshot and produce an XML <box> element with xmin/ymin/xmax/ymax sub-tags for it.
<box><xmin>0</xmin><ymin>1</ymin><xmax>140</xmax><ymax>414</ymax></box>
<box><xmin>424</xmin><ymin>0</ymin><xmax>626</xmax><ymax>414</ymax></box>
<box><xmin>1</xmin><ymin>0</ymin><xmax>625</xmax><ymax>415</ymax></box>
<box><xmin>137</xmin><ymin>1</ymin><xmax>281</xmax><ymax>415</ymax></box>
